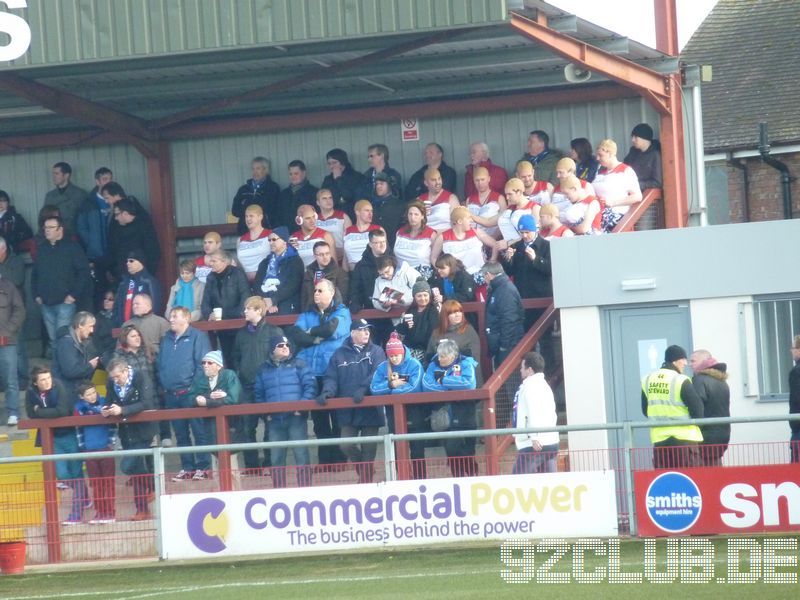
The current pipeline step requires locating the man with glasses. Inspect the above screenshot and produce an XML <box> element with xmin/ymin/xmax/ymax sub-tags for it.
<box><xmin>251</xmin><ymin>227</ymin><xmax>303</xmax><ymax>315</ymax></box>
<box><xmin>32</xmin><ymin>216</ymin><xmax>91</xmax><ymax>356</ymax></box>
<box><xmin>348</xmin><ymin>228</ymin><xmax>393</xmax><ymax>314</ymax></box>
<box><xmin>300</xmin><ymin>241</ymin><xmax>349</xmax><ymax>311</ymax></box>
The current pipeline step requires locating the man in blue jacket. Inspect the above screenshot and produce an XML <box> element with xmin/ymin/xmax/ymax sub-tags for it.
<box><xmin>255</xmin><ymin>335</ymin><xmax>316</xmax><ymax>488</ymax></box>
<box><xmin>291</xmin><ymin>278</ymin><xmax>351</xmax><ymax>468</ymax></box>
<box><xmin>157</xmin><ymin>306</ymin><xmax>212</xmax><ymax>482</ymax></box>
<box><xmin>319</xmin><ymin>319</ymin><xmax>386</xmax><ymax>483</ymax></box>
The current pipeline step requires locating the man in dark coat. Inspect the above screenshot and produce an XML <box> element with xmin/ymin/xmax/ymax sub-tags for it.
<box><xmin>480</xmin><ymin>261</ymin><xmax>524</xmax><ymax>368</ymax></box>
<box><xmin>231</xmin><ymin>296</ymin><xmax>284</xmax><ymax>472</ymax></box>
<box><xmin>501</xmin><ymin>215</ymin><xmax>551</xmax><ymax>320</ymax></box>
<box><xmin>321</xmin><ymin>148</ymin><xmax>366</xmax><ymax>221</ymax></box>
<box><xmin>274</xmin><ymin>160</ymin><xmax>319</xmax><ymax>230</ymax></box>
<box><xmin>348</xmin><ymin>229</ymin><xmax>393</xmax><ymax>313</ymax></box>
<box><xmin>405</xmin><ymin>142</ymin><xmax>458</xmax><ymax>200</ymax></box>
<box><xmin>789</xmin><ymin>335</ymin><xmax>800</xmax><ymax>463</ymax></box>
<box><xmin>318</xmin><ymin>319</ymin><xmax>386</xmax><ymax>483</ymax></box>
<box><xmin>231</xmin><ymin>156</ymin><xmax>280</xmax><ymax>234</ymax></box>
<box><xmin>52</xmin><ymin>311</ymin><xmax>98</xmax><ymax>399</ymax></box>
<box><xmin>201</xmin><ymin>250</ymin><xmax>249</xmax><ymax>361</ymax></box>
<box><xmin>690</xmin><ymin>349</ymin><xmax>731</xmax><ymax>466</ymax></box>
<box><xmin>113</xmin><ymin>250</ymin><xmax>162</xmax><ymax>325</ymax></box>
<box><xmin>32</xmin><ymin>215</ymin><xmax>91</xmax><ymax>355</ymax></box>
<box><xmin>251</xmin><ymin>226</ymin><xmax>304</xmax><ymax>315</ymax></box>
<box><xmin>108</xmin><ymin>197</ymin><xmax>161</xmax><ymax>282</ymax></box>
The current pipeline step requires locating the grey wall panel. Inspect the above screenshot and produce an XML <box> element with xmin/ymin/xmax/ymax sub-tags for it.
<box><xmin>170</xmin><ymin>96</ymin><xmax>659</xmax><ymax>226</ymax></box>
<box><xmin>7</xmin><ymin>0</ymin><xmax>507</xmax><ymax>67</ymax></box>
<box><xmin>552</xmin><ymin>219</ymin><xmax>798</xmax><ymax>309</ymax></box>
<box><xmin>0</xmin><ymin>144</ymin><xmax>147</xmax><ymax>226</ymax></box>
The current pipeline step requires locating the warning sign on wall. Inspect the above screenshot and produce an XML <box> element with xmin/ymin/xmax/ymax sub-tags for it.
<box><xmin>401</xmin><ymin>118</ymin><xmax>419</xmax><ymax>142</ymax></box>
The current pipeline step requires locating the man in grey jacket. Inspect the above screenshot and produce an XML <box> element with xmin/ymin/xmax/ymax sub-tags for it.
<box><xmin>43</xmin><ymin>161</ymin><xmax>87</xmax><ymax>237</ymax></box>
<box><xmin>0</xmin><ymin>270</ymin><xmax>25</xmax><ymax>425</ymax></box>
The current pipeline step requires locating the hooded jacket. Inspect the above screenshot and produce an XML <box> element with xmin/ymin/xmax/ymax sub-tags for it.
<box><xmin>294</xmin><ymin>301</ymin><xmax>352</xmax><ymax>376</ymax></box>
<box><xmin>692</xmin><ymin>363</ymin><xmax>731</xmax><ymax>446</ymax></box>
<box><xmin>322</xmin><ymin>337</ymin><xmax>386</xmax><ymax>428</ymax></box>
<box><xmin>422</xmin><ymin>354</ymin><xmax>478</xmax><ymax>429</ymax></box>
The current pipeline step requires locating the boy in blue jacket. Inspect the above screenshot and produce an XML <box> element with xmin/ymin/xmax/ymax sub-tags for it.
<box><xmin>74</xmin><ymin>381</ymin><xmax>117</xmax><ymax>524</ymax></box>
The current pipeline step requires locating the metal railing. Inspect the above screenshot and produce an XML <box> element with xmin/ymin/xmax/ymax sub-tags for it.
<box><xmin>6</xmin><ymin>412</ymin><xmax>798</xmax><ymax>563</ymax></box>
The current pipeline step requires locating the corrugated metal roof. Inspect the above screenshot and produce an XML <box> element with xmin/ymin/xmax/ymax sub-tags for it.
<box><xmin>0</xmin><ymin>1</ymin><xmax>677</xmax><ymax>139</ymax></box>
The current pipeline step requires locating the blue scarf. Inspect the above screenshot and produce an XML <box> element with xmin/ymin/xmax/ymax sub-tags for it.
<box><xmin>175</xmin><ymin>278</ymin><xmax>196</xmax><ymax>311</ymax></box>
<box><xmin>113</xmin><ymin>368</ymin><xmax>134</xmax><ymax>400</ymax></box>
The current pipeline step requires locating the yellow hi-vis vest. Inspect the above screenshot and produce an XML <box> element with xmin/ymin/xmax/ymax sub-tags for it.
<box><xmin>642</xmin><ymin>368</ymin><xmax>703</xmax><ymax>444</ymax></box>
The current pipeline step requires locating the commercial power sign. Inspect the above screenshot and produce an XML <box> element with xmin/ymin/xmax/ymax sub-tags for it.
<box><xmin>160</xmin><ymin>472</ymin><xmax>617</xmax><ymax>559</ymax></box>
<box><xmin>635</xmin><ymin>464</ymin><xmax>800</xmax><ymax>537</ymax></box>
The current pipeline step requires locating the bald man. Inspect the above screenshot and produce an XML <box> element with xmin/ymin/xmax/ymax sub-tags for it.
<box><xmin>291</xmin><ymin>204</ymin><xmax>337</xmax><ymax>267</ymax></box>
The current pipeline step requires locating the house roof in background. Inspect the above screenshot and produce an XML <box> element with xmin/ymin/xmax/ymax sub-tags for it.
<box><xmin>681</xmin><ymin>0</ymin><xmax>800</xmax><ymax>152</ymax></box>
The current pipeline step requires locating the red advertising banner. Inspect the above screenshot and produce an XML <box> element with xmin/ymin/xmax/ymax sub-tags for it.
<box><xmin>635</xmin><ymin>464</ymin><xmax>800</xmax><ymax>537</ymax></box>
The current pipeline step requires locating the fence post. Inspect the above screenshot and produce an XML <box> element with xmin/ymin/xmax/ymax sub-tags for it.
<box><xmin>215</xmin><ymin>414</ymin><xmax>233</xmax><ymax>492</ymax></box>
<box><xmin>39</xmin><ymin>427</ymin><xmax>62</xmax><ymax>563</ymax></box>
<box><xmin>393</xmin><ymin>401</ymin><xmax>411</xmax><ymax>480</ymax></box>
<box><xmin>153</xmin><ymin>447</ymin><xmax>165</xmax><ymax>559</ymax></box>
<box><xmin>622</xmin><ymin>421</ymin><xmax>637</xmax><ymax>537</ymax></box>
<box><xmin>484</xmin><ymin>390</ymin><xmax>498</xmax><ymax>475</ymax></box>
<box><xmin>383</xmin><ymin>433</ymin><xmax>396</xmax><ymax>482</ymax></box>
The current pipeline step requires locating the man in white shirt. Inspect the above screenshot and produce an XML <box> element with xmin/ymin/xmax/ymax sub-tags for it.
<box><xmin>512</xmin><ymin>351</ymin><xmax>559</xmax><ymax>474</ymax></box>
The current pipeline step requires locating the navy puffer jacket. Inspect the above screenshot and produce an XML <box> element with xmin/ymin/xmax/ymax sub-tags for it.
<box><xmin>254</xmin><ymin>355</ymin><xmax>316</xmax><ymax>423</ymax></box>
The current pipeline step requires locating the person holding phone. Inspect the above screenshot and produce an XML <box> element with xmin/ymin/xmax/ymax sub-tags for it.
<box><xmin>52</xmin><ymin>311</ymin><xmax>99</xmax><ymax>399</ymax></box>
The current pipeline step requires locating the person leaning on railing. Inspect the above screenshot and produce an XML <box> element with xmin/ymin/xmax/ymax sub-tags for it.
<box><xmin>422</xmin><ymin>338</ymin><xmax>479</xmax><ymax>478</ymax></box>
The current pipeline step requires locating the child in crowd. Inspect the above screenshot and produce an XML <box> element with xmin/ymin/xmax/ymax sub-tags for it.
<box><xmin>165</xmin><ymin>259</ymin><xmax>205</xmax><ymax>321</ymax></box>
<box><xmin>74</xmin><ymin>381</ymin><xmax>117</xmax><ymax>524</ymax></box>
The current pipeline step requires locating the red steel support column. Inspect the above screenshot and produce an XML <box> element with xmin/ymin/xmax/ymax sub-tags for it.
<box><xmin>146</xmin><ymin>141</ymin><xmax>179</xmax><ymax>292</ymax></box>
<box><xmin>659</xmin><ymin>73</ymin><xmax>688</xmax><ymax>228</ymax></box>
<box><xmin>393</xmin><ymin>402</ymin><xmax>411</xmax><ymax>480</ymax></box>
<box><xmin>215</xmin><ymin>415</ymin><xmax>233</xmax><ymax>492</ymax></box>
<box><xmin>654</xmin><ymin>0</ymin><xmax>679</xmax><ymax>57</ymax></box>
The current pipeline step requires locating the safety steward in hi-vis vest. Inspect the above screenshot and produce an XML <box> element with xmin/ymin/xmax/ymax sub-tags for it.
<box><xmin>641</xmin><ymin>344</ymin><xmax>704</xmax><ymax>469</ymax></box>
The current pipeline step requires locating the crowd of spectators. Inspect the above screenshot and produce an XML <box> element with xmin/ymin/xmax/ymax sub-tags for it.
<box><xmin>0</xmin><ymin>127</ymin><xmax>660</xmax><ymax>512</ymax></box>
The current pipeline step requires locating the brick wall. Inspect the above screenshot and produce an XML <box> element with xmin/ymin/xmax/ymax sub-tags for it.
<box><xmin>726</xmin><ymin>151</ymin><xmax>800</xmax><ymax>223</ymax></box>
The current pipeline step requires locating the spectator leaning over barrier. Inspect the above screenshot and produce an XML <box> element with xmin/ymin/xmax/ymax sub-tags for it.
<box><xmin>370</xmin><ymin>332</ymin><xmax>424</xmax><ymax>476</ymax></box>
<box><xmin>428</xmin><ymin>254</ymin><xmax>476</xmax><ymax>307</ymax></box>
<box><xmin>0</xmin><ymin>265</ymin><xmax>25</xmax><ymax>426</ymax></box>
<box><xmin>689</xmin><ymin>349</ymin><xmax>731</xmax><ymax>467</ymax></box>
<box><xmin>202</xmin><ymin>249</ymin><xmax>249</xmax><ymax>361</ymax></box>
<box><xmin>422</xmin><ymin>338</ymin><xmax>478</xmax><ymax>478</ymax></box>
<box><xmin>480</xmin><ymin>261</ymin><xmax>524</xmax><ymax>369</ymax></box>
<box><xmin>103</xmin><ymin>357</ymin><xmax>157</xmax><ymax>521</ymax></box>
<box><xmin>52</xmin><ymin>310</ymin><xmax>99</xmax><ymax>400</ymax></box>
<box><xmin>512</xmin><ymin>351</ymin><xmax>559</xmax><ymax>475</ymax></box>
<box><xmin>641</xmin><ymin>345</ymin><xmax>704</xmax><ymax>469</ymax></box>
<box><xmin>157</xmin><ymin>306</ymin><xmax>212</xmax><ymax>482</ymax></box>
<box><xmin>789</xmin><ymin>335</ymin><xmax>800</xmax><ymax>463</ymax></box>
<box><xmin>189</xmin><ymin>350</ymin><xmax>241</xmax><ymax>447</ymax></box>
<box><xmin>319</xmin><ymin>319</ymin><xmax>386</xmax><ymax>484</ymax></box>
<box><xmin>26</xmin><ymin>364</ymin><xmax>89</xmax><ymax>525</ymax></box>
<box><xmin>291</xmin><ymin>279</ymin><xmax>351</xmax><ymax>468</ymax></box>
<box><xmin>426</xmin><ymin>299</ymin><xmax>482</xmax><ymax>384</ymax></box>
<box><xmin>232</xmin><ymin>296</ymin><xmax>283</xmax><ymax>474</ymax></box>
<box><xmin>254</xmin><ymin>335</ymin><xmax>316</xmax><ymax>488</ymax></box>
<box><xmin>300</xmin><ymin>240</ymin><xmax>349</xmax><ymax>312</ymax></box>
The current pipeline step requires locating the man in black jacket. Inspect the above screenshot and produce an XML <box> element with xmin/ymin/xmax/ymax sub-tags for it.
<box><xmin>252</xmin><ymin>227</ymin><xmax>304</xmax><ymax>315</ymax></box>
<box><xmin>480</xmin><ymin>261</ymin><xmax>524</xmax><ymax>368</ymax></box>
<box><xmin>405</xmin><ymin>143</ymin><xmax>458</xmax><ymax>200</ymax></box>
<box><xmin>231</xmin><ymin>296</ymin><xmax>284</xmax><ymax>472</ymax></box>
<box><xmin>52</xmin><ymin>311</ymin><xmax>99</xmax><ymax>399</ymax></box>
<box><xmin>789</xmin><ymin>336</ymin><xmax>800</xmax><ymax>463</ymax></box>
<box><xmin>690</xmin><ymin>349</ymin><xmax>731</xmax><ymax>466</ymax></box>
<box><xmin>33</xmin><ymin>216</ymin><xmax>91</xmax><ymax>356</ymax></box>
<box><xmin>501</xmin><ymin>215</ymin><xmax>551</xmax><ymax>324</ymax></box>
<box><xmin>201</xmin><ymin>250</ymin><xmax>249</xmax><ymax>361</ymax></box>
<box><xmin>275</xmin><ymin>160</ymin><xmax>319</xmax><ymax>230</ymax></box>
<box><xmin>109</xmin><ymin>198</ymin><xmax>161</xmax><ymax>282</ymax></box>
<box><xmin>231</xmin><ymin>157</ymin><xmax>280</xmax><ymax>234</ymax></box>
<box><xmin>348</xmin><ymin>229</ymin><xmax>393</xmax><ymax>313</ymax></box>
